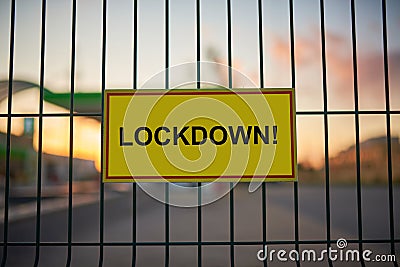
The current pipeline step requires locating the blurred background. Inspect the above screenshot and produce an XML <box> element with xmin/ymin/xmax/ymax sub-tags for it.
<box><xmin>0</xmin><ymin>0</ymin><xmax>399</xmax><ymax>266</ymax></box>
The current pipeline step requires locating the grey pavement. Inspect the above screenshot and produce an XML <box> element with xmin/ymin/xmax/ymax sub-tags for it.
<box><xmin>0</xmin><ymin>184</ymin><xmax>399</xmax><ymax>267</ymax></box>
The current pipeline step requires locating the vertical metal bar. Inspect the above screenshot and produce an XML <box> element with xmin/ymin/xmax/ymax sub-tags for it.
<box><xmin>381</xmin><ymin>1</ymin><xmax>398</xmax><ymax>266</ymax></box>
<box><xmin>257</xmin><ymin>1</ymin><xmax>267</xmax><ymax>266</ymax></box>
<box><xmin>350</xmin><ymin>1</ymin><xmax>365</xmax><ymax>266</ymax></box>
<box><xmin>165</xmin><ymin>184</ymin><xmax>170</xmax><ymax>267</ymax></box>
<box><xmin>165</xmin><ymin>0</ymin><xmax>169</xmax><ymax>88</ymax></box>
<box><xmin>66</xmin><ymin>0</ymin><xmax>77</xmax><ymax>266</ymax></box>
<box><xmin>229</xmin><ymin>182</ymin><xmax>234</xmax><ymax>267</ymax></box>
<box><xmin>257</xmin><ymin>1</ymin><xmax>268</xmax><ymax>266</ymax></box>
<box><xmin>33</xmin><ymin>1</ymin><xmax>47</xmax><ymax>266</ymax></box>
<box><xmin>196</xmin><ymin>1</ymin><xmax>202</xmax><ymax>266</ymax></box>
<box><xmin>131</xmin><ymin>0</ymin><xmax>138</xmax><ymax>265</ymax></box>
<box><xmin>133</xmin><ymin>0</ymin><xmax>138</xmax><ymax>92</ymax></box>
<box><xmin>131</xmin><ymin>184</ymin><xmax>137</xmax><ymax>267</ymax></box>
<box><xmin>318</xmin><ymin>1</ymin><xmax>332</xmax><ymax>266</ymax></box>
<box><xmin>227</xmin><ymin>0</ymin><xmax>232</xmax><ymax>89</ymax></box>
<box><xmin>226</xmin><ymin>0</ymin><xmax>234</xmax><ymax>266</ymax></box>
<box><xmin>197</xmin><ymin>182</ymin><xmax>201</xmax><ymax>266</ymax></box>
<box><xmin>288</xmin><ymin>0</ymin><xmax>300</xmax><ymax>266</ymax></box>
<box><xmin>0</xmin><ymin>0</ymin><xmax>16</xmax><ymax>266</ymax></box>
<box><xmin>164</xmin><ymin>2</ymin><xmax>170</xmax><ymax>266</ymax></box>
<box><xmin>196</xmin><ymin>0</ymin><xmax>201</xmax><ymax>90</ymax></box>
<box><xmin>257</xmin><ymin>0</ymin><xmax>264</xmax><ymax>92</ymax></box>
<box><xmin>99</xmin><ymin>0</ymin><xmax>107</xmax><ymax>266</ymax></box>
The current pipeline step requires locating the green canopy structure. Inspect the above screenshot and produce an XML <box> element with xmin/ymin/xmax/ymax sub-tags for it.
<box><xmin>0</xmin><ymin>80</ymin><xmax>102</xmax><ymax>116</ymax></box>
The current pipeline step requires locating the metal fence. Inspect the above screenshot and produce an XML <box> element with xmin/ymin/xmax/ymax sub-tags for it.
<box><xmin>0</xmin><ymin>0</ymin><xmax>399</xmax><ymax>266</ymax></box>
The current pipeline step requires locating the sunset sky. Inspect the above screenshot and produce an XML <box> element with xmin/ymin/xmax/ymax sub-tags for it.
<box><xmin>0</xmin><ymin>0</ymin><xmax>399</xmax><ymax>169</ymax></box>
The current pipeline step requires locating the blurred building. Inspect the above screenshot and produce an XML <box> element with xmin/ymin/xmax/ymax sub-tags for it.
<box><xmin>0</xmin><ymin>81</ymin><xmax>100</xmax><ymax>193</ymax></box>
<box><xmin>0</xmin><ymin>129</ymin><xmax>99</xmax><ymax>187</ymax></box>
<box><xmin>329</xmin><ymin>136</ymin><xmax>400</xmax><ymax>183</ymax></box>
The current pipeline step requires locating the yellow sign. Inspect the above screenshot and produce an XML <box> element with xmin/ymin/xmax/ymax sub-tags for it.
<box><xmin>103</xmin><ymin>89</ymin><xmax>297</xmax><ymax>182</ymax></box>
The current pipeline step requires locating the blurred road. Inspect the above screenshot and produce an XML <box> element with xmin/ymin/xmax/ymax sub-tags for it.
<box><xmin>0</xmin><ymin>184</ymin><xmax>399</xmax><ymax>267</ymax></box>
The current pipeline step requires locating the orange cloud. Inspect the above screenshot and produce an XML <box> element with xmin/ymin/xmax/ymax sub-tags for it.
<box><xmin>270</xmin><ymin>30</ymin><xmax>400</xmax><ymax>109</ymax></box>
